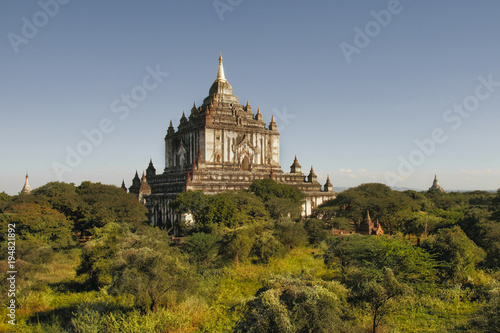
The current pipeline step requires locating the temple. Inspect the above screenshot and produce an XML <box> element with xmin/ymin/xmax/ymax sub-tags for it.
<box><xmin>428</xmin><ymin>174</ymin><xmax>446</xmax><ymax>193</ymax></box>
<box><xmin>21</xmin><ymin>172</ymin><xmax>31</xmax><ymax>195</ymax></box>
<box><xmin>130</xmin><ymin>55</ymin><xmax>336</xmax><ymax>234</ymax></box>
<box><xmin>356</xmin><ymin>210</ymin><xmax>383</xmax><ymax>236</ymax></box>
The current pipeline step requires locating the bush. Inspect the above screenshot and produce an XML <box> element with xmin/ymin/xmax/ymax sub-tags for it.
<box><xmin>252</xmin><ymin>232</ymin><xmax>286</xmax><ymax>264</ymax></box>
<box><xmin>183</xmin><ymin>232</ymin><xmax>222</xmax><ymax>267</ymax></box>
<box><xmin>274</xmin><ymin>219</ymin><xmax>307</xmax><ymax>250</ymax></box>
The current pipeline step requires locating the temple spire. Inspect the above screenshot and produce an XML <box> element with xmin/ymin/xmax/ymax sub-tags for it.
<box><xmin>21</xmin><ymin>172</ymin><xmax>31</xmax><ymax>195</ymax></box>
<box><xmin>217</xmin><ymin>53</ymin><xmax>226</xmax><ymax>81</ymax></box>
<box><xmin>429</xmin><ymin>174</ymin><xmax>446</xmax><ymax>192</ymax></box>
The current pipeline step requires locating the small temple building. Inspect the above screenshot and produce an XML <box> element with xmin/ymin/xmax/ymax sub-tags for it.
<box><xmin>129</xmin><ymin>55</ymin><xmax>336</xmax><ymax>233</ymax></box>
<box><xmin>356</xmin><ymin>210</ymin><xmax>383</xmax><ymax>236</ymax></box>
<box><xmin>428</xmin><ymin>175</ymin><xmax>446</xmax><ymax>193</ymax></box>
<box><xmin>21</xmin><ymin>173</ymin><xmax>31</xmax><ymax>195</ymax></box>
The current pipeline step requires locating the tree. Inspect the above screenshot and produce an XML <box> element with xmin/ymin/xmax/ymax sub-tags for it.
<box><xmin>304</xmin><ymin>218</ymin><xmax>329</xmax><ymax>244</ymax></box>
<box><xmin>109</xmin><ymin>228</ymin><xmax>195</xmax><ymax>312</ymax></box>
<box><xmin>173</xmin><ymin>191</ymin><xmax>268</xmax><ymax>233</ymax></box>
<box><xmin>250</xmin><ymin>178</ymin><xmax>304</xmax><ymax>204</ymax></box>
<box><xmin>250</xmin><ymin>179</ymin><xmax>304</xmax><ymax>221</ymax></box>
<box><xmin>420</xmin><ymin>226</ymin><xmax>486</xmax><ymax>283</ymax></box>
<box><xmin>251</xmin><ymin>232</ymin><xmax>286</xmax><ymax>264</ymax></box>
<box><xmin>0</xmin><ymin>191</ymin><xmax>12</xmax><ymax>212</ymax></box>
<box><xmin>224</xmin><ymin>190</ymin><xmax>271</xmax><ymax>225</ymax></box>
<box><xmin>77</xmin><ymin>222</ymin><xmax>131</xmax><ymax>289</ymax></box>
<box><xmin>172</xmin><ymin>190</ymin><xmax>209</xmax><ymax>222</ymax></box>
<box><xmin>198</xmin><ymin>193</ymin><xmax>238</xmax><ymax>232</ymax></box>
<box><xmin>265</xmin><ymin>197</ymin><xmax>302</xmax><ymax>220</ymax></box>
<box><xmin>1</xmin><ymin>202</ymin><xmax>74</xmax><ymax>249</ymax></box>
<box><xmin>76</xmin><ymin>182</ymin><xmax>147</xmax><ymax>230</ymax></box>
<box><xmin>222</xmin><ymin>227</ymin><xmax>255</xmax><ymax>264</ymax></box>
<box><xmin>274</xmin><ymin>219</ymin><xmax>307</xmax><ymax>250</ymax></box>
<box><xmin>456</xmin><ymin>288</ymin><xmax>500</xmax><ymax>332</ymax></box>
<box><xmin>324</xmin><ymin>235</ymin><xmax>437</xmax><ymax>292</ymax></box>
<box><xmin>235</xmin><ymin>275</ymin><xmax>361</xmax><ymax>333</ymax></box>
<box><xmin>318</xmin><ymin>183</ymin><xmax>415</xmax><ymax>234</ymax></box>
<box><xmin>182</xmin><ymin>232</ymin><xmax>222</xmax><ymax>267</ymax></box>
<box><xmin>348</xmin><ymin>268</ymin><xmax>411</xmax><ymax>333</ymax></box>
<box><xmin>401</xmin><ymin>211</ymin><xmax>442</xmax><ymax>242</ymax></box>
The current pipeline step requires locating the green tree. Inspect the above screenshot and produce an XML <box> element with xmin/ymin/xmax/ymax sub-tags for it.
<box><xmin>348</xmin><ymin>268</ymin><xmax>411</xmax><ymax>333</ymax></box>
<box><xmin>304</xmin><ymin>218</ymin><xmax>329</xmax><ymax>244</ymax></box>
<box><xmin>251</xmin><ymin>231</ymin><xmax>286</xmax><ymax>264</ymax></box>
<box><xmin>76</xmin><ymin>182</ymin><xmax>147</xmax><ymax>230</ymax></box>
<box><xmin>324</xmin><ymin>235</ymin><xmax>437</xmax><ymax>291</ymax></box>
<box><xmin>235</xmin><ymin>275</ymin><xmax>361</xmax><ymax>333</ymax></box>
<box><xmin>109</xmin><ymin>228</ymin><xmax>195</xmax><ymax>312</ymax></box>
<box><xmin>401</xmin><ymin>211</ymin><xmax>442</xmax><ymax>242</ymax></box>
<box><xmin>420</xmin><ymin>226</ymin><xmax>486</xmax><ymax>283</ymax></box>
<box><xmin>250</xmin><ymin>178</ymin><xmax>304</xmax><ymax>221</ymax></box>
<box><xmin>1</xmin><ymin>202</ymin><xmax>74</xmax><ymax>249</ymax></box>
<box><xmin>197</xmin><ymin>193</ymin><xmax>238</xmax><ymax>232</ymax></box>
<box><xmin>250</xmin><ymin>178</ymin><xmax>304</xmax><ymax>204</ymax></box>
<box><xmin>265</xmin><ymin>197</ymin><xmax>302</xmax><ymax>220</ymax></box>
<box><xmin>222</xmin><ymin>227</ymin><xmax>255</xmax><ymax>264</ymax></box>
<box><xmin>172</xmin><ymin>190</ymin><xmax>209</xmax><ymax>222</ymax></box>
<box><xmin>319</xmin><ymin>183</ymin><xmax>415</xmax><ymax>234</ymax></box>
<box><xmin>77</xmin><ymin>222</ymin><xmax>130</xmax><ymax>289</ymax></box>
<box><xmin>0</xmin><ymin>191</ymin><xmax>12</xmax><ymax>212</ymax></box>
<box><xmin>225</xmin><ymin>190</ymin><xmax>271</xmax><ymax>225</ymax></box>
<box><xmin>182</xmin><ymin>232</ymin><xmax>222</xmax><ymax>267</ymax></box>
<box><xmin>274</xmin><ymin>219</ymin><xmax>307</xmax><ymax>250</ymax></box>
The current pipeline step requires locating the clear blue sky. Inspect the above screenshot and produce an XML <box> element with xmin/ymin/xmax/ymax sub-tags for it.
<box><xmin>1</xmin><ymin>0</ymin><xmax>500</xmax><ymax>195</ymax></box>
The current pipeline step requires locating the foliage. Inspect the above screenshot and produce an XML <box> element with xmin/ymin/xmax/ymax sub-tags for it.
<box><xmin>2</xmin><ymin>180</ymin><xmax>499</xmax><ymax>332</ymax></box>
<box><xmin>251</xmin><ymin>232</ymin><xmax>286</xmax><ymax>264</ymax></box>
<box><xmin>197</xmin><ymin>193</ymin><xmax>238</xmax><ymax>232</ymax></box>
<box><xmin>1</xmin><ymin>202</ymin><xmax>75</xmax><ymax>249</ymax></box>
<box><xmin>348</xmin><ymin>268</ymin><xmax>411</xmax><ymax>333</ymax></box>
<box><xmin>401</xmin><ymin>211</ymin><xmax>442</xmax><ymax>240</ymax></box>
<box><xmin>250</xmin><ymin>178</ymin><xmax>304</xmax><ymax>221</ymax></box>
<box><xmin>462</xmin><ymin>288</ymin><xmax>500</xmax><ymax>332</ymax></box>
<box><xmin>222</xmin><ymin>227</ymin><xmax>256</xmax><ymax>264</ymax></box>
<box><xmin>109</xmin><ymin>227</ymin><xmax>196</xmax><ymax>313</ymax></box>
<box><xmin>235</xmin><ymin>275</ymin><xmax>362</xmax><ymax>333</ymax></box>
<box><xmin>75</xmin><ymin>181</ymin><xmax>148</xmax><ymax>230</ymax></box>
<box><xmin>424</xmin><ymin>190</ymin><xmax>468</xmax><ymax>210</ymax></box>
<box><xmin>0</xmin><ymin>191</ymin><xmax>12</xmax><ymax>212</ymax></box>
<box><xmin>250</xmin><ymin>178</ymin><xmax>304</xmax><ymax>204</ymax></box>
<box><xmin>274</xmin><ymin>219</ymin><xmax>308</xmax><ymax>250</ymax></box>
<box><xmin>459</xmin><ymin>207</ymin><xmax>500</xmax><ymax>269</ymax></box>
<box><xmin>174</xmin><ymin>190</ymin><xmax>271</xmax><ymax>233</ymax></box>
<box><xmin>182</xmin><ymin>232</ymin><xmax>222</xmax><ymax>267</ymax></box>
<box><xmin>304</xmin><ymin>218</ymin><xmax>329</xmax><ymax>244</ymax></box>
<box><xmin>77</xmin><ymin>222</ymin><xmax>130</xmax><ymax>289</ymax></box>
<box><xmin>30</xmin><ymin>181</ymin><xmax>147</xmax><ymax>234</ymax></box>
<box><xmin>225</xmin><ymin>190</ymin><xmax>271</xmax><ymax>225</ymax></box>
<box><xmin>420</xmin><ymin>226</ymin><xmax>486</xmax><ymax>283</ymax></box>
<box><xmin>318</xmin><ymin>183</ymin><xmax>415</xmax><ymax>234</ymax></box>
<box><xmin>324</xmin><ymin>235</ymin><xmax>437</xmax><ymax>291</ymax></box>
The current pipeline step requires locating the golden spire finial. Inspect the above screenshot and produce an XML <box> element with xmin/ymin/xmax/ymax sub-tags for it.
<box><xmin>217</xmin><ymin>53</ymin><xmax>226</xmax><ymax>81</ymax></box>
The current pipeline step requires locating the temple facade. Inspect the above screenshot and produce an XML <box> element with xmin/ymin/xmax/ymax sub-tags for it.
<box><xmin>130</xmin><ymin>55</ymin><xmax>336</xmax><ymax>234</ymax></box>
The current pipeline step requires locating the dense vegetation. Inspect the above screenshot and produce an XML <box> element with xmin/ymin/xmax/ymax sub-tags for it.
<box><xmin>0</xmin><ymin>181</ymin><xmax>499</xmax><ymax>332</ymax></box>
